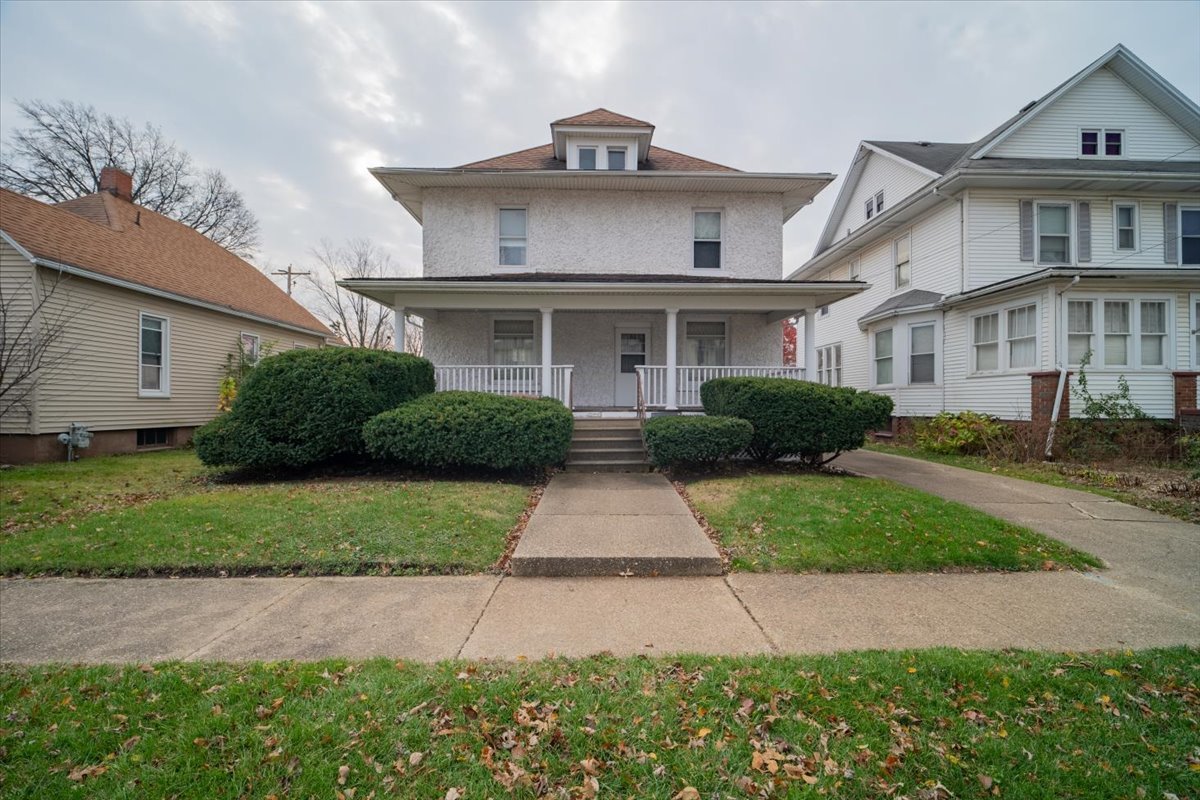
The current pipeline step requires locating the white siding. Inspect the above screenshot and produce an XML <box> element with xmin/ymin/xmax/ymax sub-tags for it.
<box><xmin>990</xmin><ymin>67</ymin><xmax>1199</xmax><ymax>160</ymax></box>
<box><xmin>422</xmin><ymin>188</ymin><xmax>784</xmax><ymax>279</ymax></box>
<box><xmin>826</xmin><ymin>151</ymin><xmax>932</xmax><ymax>247</ymax></box>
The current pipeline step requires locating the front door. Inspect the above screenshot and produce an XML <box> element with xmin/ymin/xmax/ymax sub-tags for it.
<box><xmin>614</xmin><ymin>328</ymin><xmax>649</xmax><ymax>407</ymax></box>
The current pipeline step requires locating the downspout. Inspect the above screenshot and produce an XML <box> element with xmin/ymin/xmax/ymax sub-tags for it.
<box><xmin>1044</xmin><ymin>275</ymin><xmax>1081</xmax><ymax>459</ymax></box>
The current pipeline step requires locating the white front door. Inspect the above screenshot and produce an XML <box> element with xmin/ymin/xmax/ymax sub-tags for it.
<box><xmin>614</xmin><ymin>328</ymin><xmax>649</xmax><ymax>407</ymax></box>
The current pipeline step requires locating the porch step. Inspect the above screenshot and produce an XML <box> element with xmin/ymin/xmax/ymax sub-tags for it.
<box><xmin>568</xmin><ymin>448</ymin><xmax>646</xmax><ymax>463</ymax></box>
<box><xmin>563</xmin><ymin>460</ymin><xmax>653</xmax><ymax>473</ymax></box>
<box><xmin>566</xmin><ymin>418</ymin><xmax>650</xmax><ymax>472</ymax></box>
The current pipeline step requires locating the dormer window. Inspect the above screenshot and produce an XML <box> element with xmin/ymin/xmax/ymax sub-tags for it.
<box><xmin>578</xmin><ymin>147</ymin><xmax>597</xmax><ymax>170</ymax></box>
<box><xmin>1081</xmin><ymin>128</ymin><xmax>1123</xmax><ymax>157</ymax></box>
<box><xmin>607</xmin><ymin>147</ymin><xmax>627</xmax><ymax>171</ymax></box>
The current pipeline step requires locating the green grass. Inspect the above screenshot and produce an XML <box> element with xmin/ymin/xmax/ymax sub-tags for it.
<box><xmin>864</xmin><ymin>443</ymin><xmax>1198</xmax><ymax>523</ymax></box>
<box><xmin>1</xmin><ymin>649</ymin><xmax>1196</xmax><ymax>799</ymax></box>
<box><xmin>686</xmin><ymin>472</ymin><xmax>1100</xmax><ymax>573</ymax></box>
<box><xmin>0</xmin><ymin>451</ymin><xmax>531</xmax><ymax>576</ymax></box>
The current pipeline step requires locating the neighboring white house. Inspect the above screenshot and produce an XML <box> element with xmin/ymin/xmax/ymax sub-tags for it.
<box><xmin>790</xmin><ymin>44</ymin><xmax>1200</xmax><ymax>426</ymax></box>
<box><xmin>344</xmin><ymin>109</ymin><xmax>864</xmax><ymax>412</ymax></box>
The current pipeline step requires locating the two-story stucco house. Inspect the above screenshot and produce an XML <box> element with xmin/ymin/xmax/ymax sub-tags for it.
<box><xmin>790</xmin><ymin>44</ymin><xmax>1200</xmax><ymax>433</ymax></box>
<box><xmin>343</xmin><ymin>109</ymin><xmax>862</xmax><ymax>417</ymax></box>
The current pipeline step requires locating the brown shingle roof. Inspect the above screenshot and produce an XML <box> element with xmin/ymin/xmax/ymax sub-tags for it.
<box><xmin>456</xmin><ymin>143</ymin><xmax>739</xmax><ymax>172</ymax></box>
<box><xmin>0</xmin><ymin>188</ymin><xmax>332</xmax><ymax>336</ymax></box>
<box><xmin>552</xmin><ymin>108</ymin><xmax>653</xmax><ymax>127</ymax></box>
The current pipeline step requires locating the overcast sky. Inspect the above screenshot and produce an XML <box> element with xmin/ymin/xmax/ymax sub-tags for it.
<box><xmin>2</xmin><ymin>0</ymin><xmax>1198</xmax><ymax>291</ymax></box>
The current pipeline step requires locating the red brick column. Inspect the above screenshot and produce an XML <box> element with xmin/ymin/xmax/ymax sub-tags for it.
<box><xmin>1173</xmin><ymin>371</ymin><xmax>1199</xmax><ymax>422</ymax></box>
<box><xmin>1030</xmin><ymin>370</ymin><xmax>1070</xmax><ymax>427</ymax></box>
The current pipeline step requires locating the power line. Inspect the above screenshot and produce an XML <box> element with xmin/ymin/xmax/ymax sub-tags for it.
<box><xmin>271</xmin><ymin>263</ymin><xmax>311</xmax><ymax>296</ymax></box>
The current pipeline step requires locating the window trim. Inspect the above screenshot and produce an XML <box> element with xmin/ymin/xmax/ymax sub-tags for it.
<box><xmin>1034</xmin><ymin>201</ymin><xmax>1073</xmax><ymax>266</ymax></box>
<box><xmin>1005</xmin><ymin>303</ymin><xmax>1040</xmax><ymax>372</ymax></box>
<box><xmin>816</xmin><ymin>343</ymin><xmax>842</xmax><ymax>386</ymax></box>
<box><xmin>138</xmin><ymin>311</ymin><xmax>170</xmax><ymax>398</ymax></box>
<box><xmin>682</xmin><ymin>316</ymin><xmax>729</xmax><ymax>367</ymax></box>
<box><xmin>1063</xmin><ymin>293</ymin><xmax>1175</xmax><ymax>371</ymax></box>
<box><xmin>1112</xmin><ymin>200</ymin><xmax>1139</xmax><ymax>252</ymax></box>
<box><xmin>496</xmin><ymin>205</ymin><xmax>528</xmax><ymax>271</ymax></box>
<box><xmin>969</xmin><ymin>310</ymin><xmax>1001</xmax><ymax>375</ymax></box>
<box><xmin>907</xmin><ymin>321</ymin><xmax>937</xmax><ymax>386</ymax></box>
<box><xmin>875</xmin><ymin>191</ymin><xmax>884</xmax><ymax>214</ymax></box>
<box><xmin>848</xmin><ymin>259</ymin><xmax>860</xmax><ymax>281</ymax></box>
<box><xmin>1079</xmin><ymin>127</ymin><xmax>1125</xmax><ymax>158</ymax></box>
<box><xmin>864</xmin><ymin>198</ymin><xmax>874</xmax><ymax>221</ymax></box>
<box><xmin>871</xmin><ymin>327</ymin><xmax>894</xmax><ymax>388</ymax></box>
<box><xmin>692</xmin><ymin>208</ymin><xmax>723</xmax><ymax>271</ymax></box>
<box><xmin>1180</xmin><ymin>205</ymin><xmax>1200</xmax><ymax>267</ymax></box>
<box><xmin>577</xmin><ymin>146</ymin><xmax>598</xmax><ymax>170</ymax></box>
<box><xmin>893</xmin><ymin>231</ymin><xmax>912</xmax><ymax>290</ymax></box>
<box><xmin>489</xmin><ymin>313</ymin><xmax>538</xmax><ymax>366</ymax></box>
<box><xmin>606</xmin><ymin>146</ymin><xmax>627</xmax><ymax>171</ymax></box>
<box><xmin>239</xmin><ymin>331</ymin><xmax>261</xmax><ymax>365</ymax></box>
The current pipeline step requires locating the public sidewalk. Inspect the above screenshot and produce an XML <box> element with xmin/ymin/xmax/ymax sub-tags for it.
<box><xmin>1</xmin><ymin>451</ymin><xmax>1197</xmax><ymax>664</ymax></box>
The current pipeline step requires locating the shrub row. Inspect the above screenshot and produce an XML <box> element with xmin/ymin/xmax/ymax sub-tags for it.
<box><xmin>643</xmin><ymin>415</ymin><xmax>753</xmax><ymax>467</ymax></box>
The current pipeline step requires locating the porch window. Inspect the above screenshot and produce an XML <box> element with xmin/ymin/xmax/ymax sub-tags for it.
<box><xmin>1140</xmin><ymin>300</ymin><xmax>1167</xmax><ymax>367</ymax></box>
<box><xmin>1103</xmin><ymin>300</ymin><xmax>1131</xmax><ymax>367</ymax></box>
<box><xmin>894</xmin><ymin>233</ymin><xmax>911</xmax><ymax>289</ymax></box>
<box><xmin>498</xmin><ymin>208</ymin><xmax>527</xmax><ymax>266</ymax></box>
<box><xmin>139</xmin><ymin>313</ymin><xmax>169</xmax><ymax>396</ymax></box>
<box><xmin>685</xmin><ymin>320</ymin><xmax>726</xmax><ymax>366</ymax></box>
<box><xmin>1068</xmin><ymin>296</ymin><xmax>1172</xmax><ymax>369</ymax></box>
<box><xmin>909</xmin><ymin>323</ymin><xmax>936</xmax><ymax>384</ymax></box>
<box><xmin>972</xmin><ymin>312</ymin><xmax>999</xmax><ymax>372</ymax></box>
<box><xmin>817</xmin><ymin>343</ymin><xmax>842</xmax><ymax>386</ymax></box>
<box><xmin>1006</xmin><ymin>304</ymin><xmax>1038</xmax><ymax>369</ymax></box>
<box><xmin>693</xmin><ymin>211</ymin><xmax>722</xmax><ymax>269</ymax></box>
<box><xmin>874</xmin><ymin>328</ymin><xmax>893</xmax><ymax>385</ymax></box>
<box><xmin>1067</xmin><ymin>300</ymin><xmax>1094</xmax><ymax>365</ymax></box>
<box><xmin>492</xmin><ymin>318</ymin><xmax>536</xmax><ymax>365</ymax></box>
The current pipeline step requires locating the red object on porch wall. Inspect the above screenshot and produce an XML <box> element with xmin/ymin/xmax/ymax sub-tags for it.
<box><xmin>782</xmin><ymin>320</ymin><xmax>797</xmax><ymax>366</ymax></box>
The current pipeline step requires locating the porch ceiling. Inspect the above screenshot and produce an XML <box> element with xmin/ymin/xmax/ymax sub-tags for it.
<box><xmin>339</xmin><ymin>277</ymin><xmax>867</xmax><ymax>321</ymax></box>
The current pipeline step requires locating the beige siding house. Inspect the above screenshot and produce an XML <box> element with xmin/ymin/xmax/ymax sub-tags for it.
<box><xmin>0</xmin><ymin>170</ymin><xmax>332</xmax><ymax>462</ymax></box>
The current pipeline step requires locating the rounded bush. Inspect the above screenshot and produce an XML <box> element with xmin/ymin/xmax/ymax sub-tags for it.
<box><xmin>700</xmin><ymin>377</ymin><xmax>893</xmax><ymax>466</ymax></box>
<box><xmin>195</xmin><ymin>348</ymin><xmax>435</xmax><ymax>470</ymax></box>
<box><xmin>644</xmin><ymin>415</ymin><xmax>753</xmax><ymax>467</ymax></box>
<box><xmin>363</xmin><ymin>391</ymin><xmax>573</xmax><ymax>473</ymax></box>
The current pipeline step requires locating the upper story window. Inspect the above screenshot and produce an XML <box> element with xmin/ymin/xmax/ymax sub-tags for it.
<box><xmin>1182</xmin><ymin>207</ymin><xmax>1200</xmax><ymax>265</ymax></box>
<box><xmin>693</xmin><ymin>210</ymin><xmax>722</xmax><ymax>269</ymax></box>
<box><xmin>1114</xmin><ymin>202</ymin><xmax>1138</xmax><ymax>251</ymax></box>
<box><xmin>578</xmin><ymin>147</ymin><xmax>597</xmax><ymax>170</ymax></box>
<box><xmin>864</xmin><ymin>192</ymin><xmax>883</xmax><ymax>222</ymax></box>
<box><xmin>894</xmin><ymin>233</ymin><xmax>911</xmax><ymax>289</ymax></box>
<box><xmin>849</xmin><ymin>259</ymin><xmax>860</xmax><ymax>280</ymax></box>
<box><xmin>1036</xmin><ymin>203</ymin><xmax>1071</xmax><ymax>264</ymax></box>
<box><xmin>1081</xmin><ymin>128</ymin><xmax>1123</xmax><ymax>157</ymax></box>
<box><xmin>139</xmin><ymin>313</ymin><xmax>169</xmax><ymax>397</ymax></box>
<box><xmin>498</xmin><ymin>208</ymin><xmax>527</xmax><ymax>266</ymax></box>
<box><xmin>607</xmin><ymin>147</ymin><xmax>627</xmax><ymax>170</ymax></box>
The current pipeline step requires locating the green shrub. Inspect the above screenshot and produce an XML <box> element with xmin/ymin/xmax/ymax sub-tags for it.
<box><xmin>363</xmin><ymin>391</ymin><xmax>573</xmax><ymax>473</ymax></box>
<box><xmin>644</xmin><ymin>415</ymin><xmax>753</xmax><ymax>467</ymax></box>
<box><xmin>916</xmin><ymin>411</ymin><xmax>1007</xmax><ymax>455</ymax></box>
<box><xmin>700</xmin><ymin>377</ymin><xmax>893</xmax><ymax>466</ymax></box>
<box><xmin>195</xmin><ymin>348</ymin><xmax>435</xmax><ymax>470</ymax></box>
<box><xmin>1180</xmin><ymin>433</ymin><xmax>1200</xmax><ymax>478</ymax></box>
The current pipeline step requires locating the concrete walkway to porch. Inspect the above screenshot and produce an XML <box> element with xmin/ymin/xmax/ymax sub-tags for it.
<box><xmin>1</xmin><ymin>452</ymin><xmax>1196</xmax><ymax>664</ymax></box>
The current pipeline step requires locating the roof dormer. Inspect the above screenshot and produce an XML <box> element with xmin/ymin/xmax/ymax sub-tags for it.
<box><xmin>550</xmin><ymin>109</ymin><xmax>654</xmax><ymax>171</ymax></box>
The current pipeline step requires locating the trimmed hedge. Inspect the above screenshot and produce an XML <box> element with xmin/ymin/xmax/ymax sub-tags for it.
<box><xmin>363</xmin><ymin>391</ymin><xmax>573</xmax><ymax>473</ymax></box>
<box><xmin>195</xmin><ymin>348</ymin><xmax>435</xmax><ymax>470</ymax></box>
<box><xmin>644</xmin><ymin>415</ymin><xmax>753</xmax><ymax>467</ymax></box>
<box><xmin>700</xmin><ymin>377</ymin><xmax>893</xmax><ymax>466</ymax></box>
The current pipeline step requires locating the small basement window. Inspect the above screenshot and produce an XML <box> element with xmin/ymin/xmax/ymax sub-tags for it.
<box><xmin>136</xmin><ymin>428</ymin><xmax>170</xmax><ymax>448</ymax></box>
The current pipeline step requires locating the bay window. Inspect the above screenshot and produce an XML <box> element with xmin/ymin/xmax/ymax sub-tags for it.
<box><xmin>908</xmin><ymin>324</ymin><xmax>936</xmax><ymax>384</ymax></box>
<box><xmin>1006</xmin><ymin>304</ymin><xmax>1038</xmax><ymax>369</ymax></box>
<box><xmin>1103</xmin><ymin>301</ymin><xmax>1130</xmax><ymax>367</ymax></box>
<box><xmin>1067</xmin><ymin>300</ymin><xmax>1094</xmax><ymax>365</ymax></box>
<box><xmin>685</xmin><ymin>320</ymin><xmax>727</xmax><ymax>366</ymax></box>
<box><xmin>873</xmin><ymin>329</ymin><xmax>893</xmax><ymax>385</ymax></box>
<box><xmin>1139</xmin><ymin>301</ymin><xmax>1167</xmax><ymax>367</ymax></box>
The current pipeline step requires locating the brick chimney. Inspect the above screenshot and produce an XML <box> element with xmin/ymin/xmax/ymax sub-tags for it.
<box><xmin>99</xmin><ymin>166</ymin><xmax>133</xmax><ymax>202</ymax></box>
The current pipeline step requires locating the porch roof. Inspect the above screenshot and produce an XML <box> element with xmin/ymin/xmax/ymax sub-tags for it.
<box><xmin>339</xmin><ymin>274</ymin><xmax>867</xmax><ymax>321</ymax></box>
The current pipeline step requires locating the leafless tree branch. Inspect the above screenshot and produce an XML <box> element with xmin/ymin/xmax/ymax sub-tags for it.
<box><xmin>305</xmin><ymin>238</ymin><xmax>398</xmax><ymax>350</ymax></box>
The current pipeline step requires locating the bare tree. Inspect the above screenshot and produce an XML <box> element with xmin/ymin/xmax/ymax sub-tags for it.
<box><xmin>1</xmin><ymin>100</ymin><xmax>260</xmax><ymax>257</ymax></box>
<box><xmin>0</xmin><ymin>271</ymin><xmax>80</xmax><ymax>423</ymax></box>
<box><xmin>306</xmin><ymin>239</ymin><xmax>396</xmax><ymax>349</ymax></box>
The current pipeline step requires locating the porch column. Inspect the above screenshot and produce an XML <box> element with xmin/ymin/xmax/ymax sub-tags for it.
<box><xmin>540</xmin><ymin>308</ymin><xmax>553</xmax><ymax>397</ymax></box>
<box><xmin>393</xmin><ymin>306</ymin><xmax>406</xmax><ymax>353</ymax></box>
<box><xmin>665</xmin><ymin>308</ymin><xmax>679</xmax><ymax>410</ymax></box>
<box><xmin>803</xmin><ymin>309</ymin><xmax>816</xmax><ymax>381</ymax></box>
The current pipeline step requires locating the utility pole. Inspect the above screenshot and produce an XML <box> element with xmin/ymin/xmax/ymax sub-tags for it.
<box><xmin>271</xmin><ymin>263</ymin><xmax>310</xmax><ymax>296</ymax></box>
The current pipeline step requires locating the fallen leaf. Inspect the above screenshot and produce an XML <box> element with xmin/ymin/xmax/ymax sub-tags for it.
<box><xmin>979</xmin><ymin>774</ymin><xmax>995</xmax><ymax>790</ymax></box>
<box><xmin>673</xmin><ymin>789</ymin><xmax>701</xmax><ymax>800</ymax></box>
<box><xmin>409</xmin><ymin>751</ymin><xmax>424</xmax><ymax>766</ymax></box>
<box><xmin>337</xmin><ymin>765</ymin><xmax>350</xmax><ymax>785</ymax></box>
<box><xmin>67</xmin><ymin>764</ymin><xmax>107</xmax><ymax>782</ymax></box>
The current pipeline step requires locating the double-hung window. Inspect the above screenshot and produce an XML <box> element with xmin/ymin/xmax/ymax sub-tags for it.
<box><xmin>1114</xmin><ymin>203</ymin><xmax>1138</xmax><ymax>251</ymax></box>
<box><xmin>1139</xmin><ymin>300</ymin><xmax>1167</xmax><ymax>367</ymax></box>
<box><xmin>685</xmin><ymin>320</ymin><xmax>727</xmax><ymax>366</ymax></box>
<box><xmin>693</xmin><ymin>211</ymin><xmax>722</xmax><ymax>269</ymax></box>
<box><xmin>894</xmin><ymin>233</ymin><xmax>911</xmax><ymax>289</ymax></box>
<box><xmin>1081</xmin><ymin>128</ymin><xmax>1122</xmax><ymax>157</ymax></box>
<box><xmin>139</xmin><ymin>313</ymin><xmax>169</xmax><ymax>396</ymax></box>
<box><xmin>1067</xmin><ymin>300</ymin><xmax>1094</xmax><ymax>365</ymax></box>
<box><xmin>817</xmin><ymin>344</ymin><xmax>842</xmax><ymax>386</ymax></box>
<box><xmin>1037</xmin><ymin>204</ymin><xmax>1071</xmax><ymax>264</ymax></box>
<box><xmin>1006</xmin><ymin>304</ymin><xmax>1038</xmax><ymax>369</ymax></box>
<box><xmin>578</xmin><ymin>147</ymin><xmax>597</xmax><ymax>170</ymax></box>
<box><xmin>972</xmin><ymin>313</ymin><xmax>1000</xmax><ymax>372</ymax></box>
<box><xmin>1067</xmin><ymin>297</ymin><xmax>1171</xmax><ymax>368</ymax></box>
<box><xmin>1182</xmin><ymin>208</ymin><xmax>1200</xmax><ymax>265</ymax></box>
<box><xmin>873</xmin><ymin>329</ymin><xmax>893</xmax><ymax>385</ymax></box>
<box><xmin>1192</xmin><ymin>295</ymin><xmax>1200</xmax><ymax>369</ymax></box>
<box><xmin>607</xmin><ymin>147</ymin><xmax>626</xmax><ymax>170</ymax></box>
<box><xmin>498</xmin><ymin>208</ymin><xmax>527</xmax><ymax>267</ymax></box>
<box><xmin>1103</xmin><ymin>300</ymin><xmax>1131</xmax><ymax>367</ymax></box>
<box><xmin>909</xmin><ymin>324</ymin><xmax>936</xmax><ymax>384</ymax></box>
<box><xmin>492</xmin><ymin>318</ymin><xmax>536</xmax><ymax>365</ymax></box>
<box><xmin>865</xmin><ymin>192</ymin><xmax>884</xmax><ymax>222</ymax></box>
<box><xmin>971</xmin><ymin>304</ymin><xmax>1038</xmax><ymax>373</ymax></box>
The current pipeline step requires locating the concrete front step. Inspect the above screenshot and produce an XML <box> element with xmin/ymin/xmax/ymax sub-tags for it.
<box><xmin>563</xmin><ymin>461</ymin><xmax>652</xmax><ymax>473</ymax></box>
<box><xmin>572</xmin><ymin>430</ymin><xmax>643</xmax><ymax>441</ymax></box>
<box><xmin>570</xmin><ymin>441</ymin><xmax>645</xmax><ymax>453</ymax></box>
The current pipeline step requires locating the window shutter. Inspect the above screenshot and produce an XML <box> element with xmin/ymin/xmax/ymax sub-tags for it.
<box><xmin>1019</xmin><ymin>200</ymin><xmax>1034</xmax><ymax>261</ymax></box>
<box><xmin>1076</xmin><ymin>201</ymin><xmax>1091</xmax><ymax>263</ymax></box>
<box><xmin>1164</xmin><ymin>202</ymin><xmax>1178</xmax><ymax>264</ymax></box>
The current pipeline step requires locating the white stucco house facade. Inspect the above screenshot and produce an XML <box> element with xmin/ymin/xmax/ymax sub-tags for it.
<box><xmin>790</xmin><ymin>44</ymin><xmax>1200</xmax><ymax>427</ymax></box>
<box><xmin>344</xmin><ymin>109</ymin><xmax>863</xmax><ymax>412</ymax></box>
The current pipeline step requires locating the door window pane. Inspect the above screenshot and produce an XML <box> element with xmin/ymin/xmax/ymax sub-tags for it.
<box><xmin>1103</xmin><ymin>301</ymin><xmax>1130</xmax><ymax>366</ymax></box>
<box><xmin>909</xmin><ymin>324</ymin><xmax>935</xmax><ymax>384</ymax></box>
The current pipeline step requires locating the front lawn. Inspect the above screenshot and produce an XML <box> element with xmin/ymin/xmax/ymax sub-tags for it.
<box><xmin>0</xmin><ymin>451</ymin><xmax>533</xmax><ymax>577</ymax></box>
<box><xmin>2</xmin><ymin>648</ymin><xmax>1196</xmax><ymax>799</ymax></box>
<box><xmin>684</xmin><ymin>471</ymin><xmax>1099</xmax><ymax>573</ymax></box>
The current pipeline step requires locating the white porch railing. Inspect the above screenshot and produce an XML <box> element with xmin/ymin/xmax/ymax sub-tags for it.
<box><xmin>636</xmin><ymin>365</ymin><xmax>807</xmax><ymax>409</ymax></box>
<box><xmin>434</xmin><ymin>365</ymin><xmax>574</xmax><ymax>407</ymax></box>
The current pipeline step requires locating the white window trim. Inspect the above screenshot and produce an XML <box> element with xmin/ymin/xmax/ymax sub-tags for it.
<box><xmin>875</xmin><ymin>191</ymin><xmax>884</xmax><ymax>213</ymax></box>
<box><xmin>569</xmin><ymin>140</ymin><xmax>639</xmax><ymax>171</ymax></box>
<box><xmin>864</xmin><ymin>199</ymin><xmax>874</xmax><ymax>221</ymax></box>
<box><xmin>692</xmin><ymin>208</ymin><xmax>724</xmax><ymax>271</ymax></box>
<box><xmin>1062</xmin><ymin>293</ymin><xmax>1175</xmax><ymax>371</ymax></box>
<box><xmin>1191</xmin><ymin>291</ymin><xmax>1200</xmax><ymax>370</ymax></box>
<box><xmin>495</xmin><ymin>205</ymin><xmax>528</xmax><ymax>272</ymax></box>
<box><xmin>907</xmin><ymin>321</ymin><xmax>939</xmax><ymax>386</ymax></box>
<box><xmin>606</xmin><ymin>146</ymin><xmax>627</xmax><ymax>171</ymax></box>
<box><xmin>1034</xmin><ymin>201</ymin><xmax>1074</xmax><ymax>267</ymax></box>
<box><xmin>1180</xmin><ymin>205</ymin><xmax>1200</xmax><ymax>267</ymax></box>
<box><xmin>681</xmin><ymin>315</ymin><xmax>730</xmax><ymax>366</ymax></box>
<box><xmin>816</xmin><ymin>342</ymin><xmax>842</xmax><ymax>386</ymax></box>
<box><xmin>1112</xmin><ymin>200</ymin><xmax>1139</xmax><ymax>252</ymax></box>
<box><xmin>893</xmin><ymin>231</ymin><xmax>912</xmax><ymax>291</ymax></box>
<box><xmin>138</xmin><ymin>312</ymin><xmax>170</xmax><ymax>398</ymax></box>
<box><xmin>871</xmin><ymin>327</ymin><xmax>895</xmax><ymax>388</ymax></box>
<box><xmin>240</xmin><ymin>331</ymin><xmax>261</xmax><ymax>365</ymax></box>
<box><xmin>489</xmin><ymin>313</ymin><xmax>538</xmax><ymax>366</ymax></box>
<box><xmin>1079</xmin><ymin>126</ymin><xmax>1126</xmax><ymax>159</ymax></box>
<box><xmin>849</xmin><ymin>259</ymin><xmax>860</xmax><ymax>280</ymax></box>
<box><xmin>968</xmin><ymin>299</ymin><xmax>1042</xmax><ymax>376</ymax></box>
